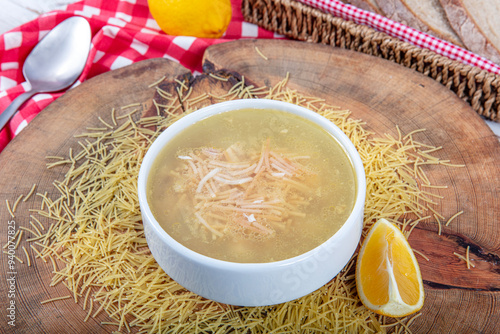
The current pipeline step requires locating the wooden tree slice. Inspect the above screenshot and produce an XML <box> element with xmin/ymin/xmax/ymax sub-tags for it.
<box><xmin>0</xmin><ymin>39</ymin><xmax>499</xmax><ymax>333</ymax></box>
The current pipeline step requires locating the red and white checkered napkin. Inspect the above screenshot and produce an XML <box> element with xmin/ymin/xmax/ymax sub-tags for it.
<box><xmin>0</xmin><ymin>0</ymin><xmax>281</xmax><ymax>152</ymax></box>
<box><xmin>298</xmin><ymin>0</ymin><xmax>500</xmax><ymax>74</ymax></box>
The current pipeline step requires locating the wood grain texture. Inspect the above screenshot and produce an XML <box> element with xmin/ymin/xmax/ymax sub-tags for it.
<box><xmin>0</xmin><ymin>39</ymin><xmax>498</xmax><ymax>333</ymax></box>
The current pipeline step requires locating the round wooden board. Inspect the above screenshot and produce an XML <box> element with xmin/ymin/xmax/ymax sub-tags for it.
<box><xmin>0</xmin><ymin>39</ymin><xmax>498</xmax><ymax>333</ymax></box>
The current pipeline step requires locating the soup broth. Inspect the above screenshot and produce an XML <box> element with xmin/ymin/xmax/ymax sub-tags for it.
<box><xmin>147</xmin><ymin>108</ymin><xmax>356</xmax><ymax>263</ymax></box>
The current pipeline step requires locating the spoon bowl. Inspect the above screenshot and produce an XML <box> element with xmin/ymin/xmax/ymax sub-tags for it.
<box><xmin>0</xmin><ymin>16</ymin><xmax>92</xmax><ymax>131</ymax></box>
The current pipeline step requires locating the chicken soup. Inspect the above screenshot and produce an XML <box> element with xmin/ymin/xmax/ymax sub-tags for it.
<box><xmin>147</xmin><ymin>108</ymin><xmax>356</xmax><ymax>263</ymax></box>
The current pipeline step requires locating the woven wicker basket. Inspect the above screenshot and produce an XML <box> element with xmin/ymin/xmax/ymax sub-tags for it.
<box><xmin>242</xmin><ymin>0</ymin><xmax>500</xmax><ymax>122</ymax></box>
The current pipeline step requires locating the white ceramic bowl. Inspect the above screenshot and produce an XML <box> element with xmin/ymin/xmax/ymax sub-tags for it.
<box><xmin>138</xmin><ymin>99</ymin><xmax>366</xmax><ymax>306</ymax></box>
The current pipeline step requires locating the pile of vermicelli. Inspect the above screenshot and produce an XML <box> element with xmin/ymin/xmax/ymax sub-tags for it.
<box><xmin>7</xmin><ymin>74</ymin><xmax>464</xmax><ymax>333</ymax></box>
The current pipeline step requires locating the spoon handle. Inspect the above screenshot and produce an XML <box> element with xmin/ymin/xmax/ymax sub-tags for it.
<box><xmin>0</xmin><ymin>90</ymin><xmax>37</xmax><ymax>131</ymax></box>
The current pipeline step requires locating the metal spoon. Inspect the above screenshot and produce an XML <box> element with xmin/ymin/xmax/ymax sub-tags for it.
<box><xmin>0</xmin><ymin>16</ymin><xmax>91</xmax><ymax>131</ymax></box>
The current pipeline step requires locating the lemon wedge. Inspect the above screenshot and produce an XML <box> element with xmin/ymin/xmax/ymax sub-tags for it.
<box><xmin>356</xmin><ymin>218</ymin><xmax>424</xmax><ymax>317</ymax></box>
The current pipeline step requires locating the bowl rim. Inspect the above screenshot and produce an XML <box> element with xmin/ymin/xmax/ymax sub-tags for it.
<box><xmin>137</xmin><ymin>99</ymin><xmax>366</xmax><ymax>270</ymax></box>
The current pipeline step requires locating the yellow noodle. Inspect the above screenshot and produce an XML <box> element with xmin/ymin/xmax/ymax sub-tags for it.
<box><xmin>254</xmin><ymin>46</ymin><xmax>269</xmax><ymax>60</ymax></box>
<box><xmin>434</xmin><ymin>214</ymin><xmax>442</xmax><ymax>235</ymax></box>
<box><xmin>12</xmin><ymin>194</ymin><xmax>23</xmax><ymax>213</ymax></box>
<box><xmin>111</xmin><ymin>108</ymin><xmax>117</xmax><ymax>126</ymax></box>
<box><xmin>13</xmin><ymin>230</ymin><xmax>23</xmax><ymax>250</ymax></box>
<box><xmin>175</xmin><ymin>78</ymin><xmax>188</xmax><ymax>91</ymax></box>
<box><xmin>23</xmin><ymin>183</ymin><xmax>37</xmax><ymax>202</ymax></box>
<box><xmin>445</xmin><ymin>210</ymin><xmax>464</xmax><ymax>227</ymax></box>
<box><xmin>29</xmin><ymin>221</ymin><xmax>43</xmax><ymax>237</ymax></box>
<box><xmin>84</xmin><ymin>299</ymin><xmax>93</xmax><ymax>322</ymax></box>
<box><xmin>46</xmin><ymin>159</ymin><xmax>72</xmax><ymax>169</ymax></box>
<box><xmin>454</xmin><ymin>252</ymin><xmax>466</xmax><ymax>264</ymax></box>
<box><xmin>121</xmin><ymin>102</ymin><xmax>141</xmax><ymax>110</ymax></box>
<box><xmin>116</xmin><ymin>109</ymin><xmax>139</xmax><ymax>120</ymax></box>
<box><xmin>208</xmin><ymin>73</ymin><xmax>229</xmax><ymax>82</ymax></box>
<box><xmin>466</xmin><ymin>245</ymin><xmax>472</xmax><ymax>269</ymax></box>
<box><xmin>30</xmin><ymin>215</ymin><xmax>45</xmax><ymax>231</ymax></box>
<box><xmin>148</xmin><ymin>75</ymin><xmax>166</xmax><ymax>88</ymax></box>
<box><xmin>19</xmin><ymin>225</ymin><xmax>40</xmax><ymax>238</ymax></box>
<box><xmin>421</xmin><ymin>184</ymin><xmax>447</xmax><ymax>189</ymax></box>
<box><xmin>49</xmin><ymin>254</ymin><xmax>58</xmax><ymax>272</ymax></box>
<box><xmin>30</xmin><ymin>244</ymin><xmax>47</xmax><ymax>263</ymax></box>
<box><xmin>439</xmin><ymin>161</ymin><xmax>466</xmax><ymax>167</ymax></box>
<box><xmin>98</xmin><ymin>116</ymin><xmax>114</xmax><ymax>129</ymax></box>
<box><xmin>186</xmin><ymin>93</ymin><xmax>210</xmax><ymax>106</ymax></box>
<box><xmin>412</xmin><ymin>249</ymin><xmax>430</xmax><ymax>262</ymax></box>
<box><xmin>85</xmin><ymin>127</ymin><xmax>107</xmax><ymax>131</ymax></box>
<box><xmin>155</xmin><ymin>86</ymin><xmax>172</xmax><ymax>98</ymax></box>
<box><xmin>5</xmin><ymin>199</ymin><xmax>14</xmax><ymax>218</ymax></box>
<box><xmin>40</xmin><ymin>295</ymin><xmax>72</xmax><ymax>304</ymax></box>
<box><xmin>22</xmin><ymin>246</ymin><xmax>31</xmax><ymax>266</ymax></box>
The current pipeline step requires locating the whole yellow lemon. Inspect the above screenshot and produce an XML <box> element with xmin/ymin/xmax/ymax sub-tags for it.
<box><xmin>148</xmin><ymin>0</ymin><xmax>232</xmax><ymax>39</ymax></box>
